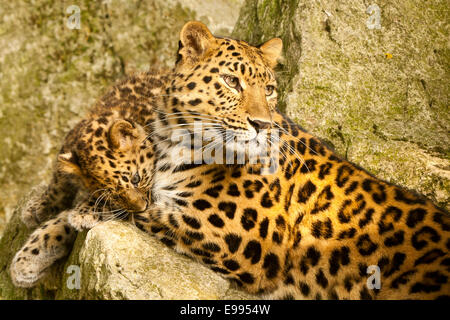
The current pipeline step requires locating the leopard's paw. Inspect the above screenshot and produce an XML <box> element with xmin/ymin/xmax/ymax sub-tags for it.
<box><xmin>68</xmin><ymin>210</ymin><xmax>101</xmax><ymax>232</ymax></box>
<box><xmin>10</xmin><ymin>213</ymin><xmax>76</xmax><ymax>288</ymax></box>
<box><xmin>20</xmin><ymin>195</ymin><xmax>49</xmax><ymax>229</ymax></box>
<box><xmin>10</xmin><ymin>249</ymin><xmax>50</xmax><ymax>288</ymax></box>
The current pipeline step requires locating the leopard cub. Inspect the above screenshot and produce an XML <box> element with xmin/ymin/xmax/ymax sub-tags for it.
<box><xmin>10</xmin><ymin>71</ymin><xmax>166</xmax><ymax>287</ymax></box>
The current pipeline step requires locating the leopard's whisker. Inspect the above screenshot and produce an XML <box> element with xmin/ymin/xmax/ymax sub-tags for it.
<box><xmin>93</xmin><ymin>190</ymin><xmax>110</xmax><ymax>214</ymax></box>
<box><xmin>92</xmin><ymin>191</ymin><xmax>105</xmax><ymax>213</ymax></box>
<box><xmin>87</xmin><ymin>188</ymin><xmax>108</xmax><ymax>203</ymax></box>
<box><xmin>272</xmin><ymin>135</ymin><xmax>310</xmax><ymax>173</ymax></box>
<box><xmin>102</xmin><ymin>209</ymin><xmax>128</xmax><ymax>222</ymax></box>
<box><xmin>150</xmin><ymin>115</ymin><xmax>222</xmax><ymax>125</ymax></box>
<box><xmin>102</xmin><ymin>191</ymin><xmax>114</xmax><ymax>216</ymax></box>
<box><xmin>272</xmin><ymin>122</ymin><xmax>319</xmax><ymax>157</ymax></box>
<box><xmin>90</xmin><ymin>207</ymin><xmax>123</xmax><ymax>215</ymax></box>
<box><xmin>272</xmin><ymin>135</ymin><xmax>301</xmax><ymax>162</ymax></box>
<box><xmin>268</xmin><ymin>138</ymin><xmax>288</xmax><ymax>162</ymax></box>
<box><xmin>143</xmin><ymin>125</ymin><xmax>225</xmax><ymax>148</ymax></box>
<box><xmin>145</xmin><ymin>122</ymin><xmax>224</xmax><ymax>139</ymax></box>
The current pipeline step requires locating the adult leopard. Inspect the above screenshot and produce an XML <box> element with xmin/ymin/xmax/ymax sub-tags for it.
<box><xmin>135</xmin><ymin>21</ymin><xmax>450</xmax><ymax>300</ymax></box>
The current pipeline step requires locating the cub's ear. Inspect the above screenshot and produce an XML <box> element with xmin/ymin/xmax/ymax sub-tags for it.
<box><xmin>178</xmin><ymin>21</ymin><xmax>214</xmax><ymax>64</ymax></box>
<box><xmin>259</xmin><ymin>38</ymin><xmax>283</xmax><ymax>68</ymax></box>
<box><xmin>108</xmin><ymin>119</ymin><xmax>139</xmax><ymax>151</ymax></box>
<box><xmin>57</xmin><ymin>152</ymin><xmax>82</xmax><ymax>176</ymax></box>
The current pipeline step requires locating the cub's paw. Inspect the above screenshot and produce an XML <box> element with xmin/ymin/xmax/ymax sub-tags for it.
<box><xmin>10</xmin><ymin>213</ymin><xmax>76</xmax><ymax>288</ymax></box>
<box><xmin>21</xmin><ymin>195</ymin><xmax>48</xmax><ymax>229</ymax></box>
<box><xmin>68</xmin><ymin>210</ymin><xmax>101</xmax><ymax>232</ymax></box>
<box><xmin>10</xmin><ymin>249</ymin><xmax>51</xmax><ymax>288</ymax></box>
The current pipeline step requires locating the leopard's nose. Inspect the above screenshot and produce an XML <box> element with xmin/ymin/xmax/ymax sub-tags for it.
<box><xmin>133</xmin><ymin>199</ymin><xmax>148</xmax><ymax>213</ymax></box>
<box><xmin>129</xmin><ymin>198</ymin><xmax>148</xmax><ymax>213</ymax></box>
<box><xmin>122</xmin><ymin>190</ymin><xmax>148</xmax><ymax>213</ymax></box>
<box><xmin>248</xmin><ymin>118</ymin><xmax>271</xmax><ymax>131</ymax></box>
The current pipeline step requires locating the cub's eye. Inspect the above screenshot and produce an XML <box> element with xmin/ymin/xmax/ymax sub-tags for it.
<box><xmin>223</xmin><ymin>75</ymin><xmax>241</xmax><ymax>91</ymax></box>
<box><xmin>265</xmin><ymin>85</ymin><xmax>275</xmax><ymax>96</ymax></box>
<box><xmin>131</xmin><ymin>172</ymin><xmax>140</xmax><ymax>186</ymax></box>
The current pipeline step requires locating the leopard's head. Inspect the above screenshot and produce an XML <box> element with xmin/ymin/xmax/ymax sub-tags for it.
<box><xmin>157</xmin><ymin>21</ymin><xmax>283</xmax><ymax>164</ymax></box>
<box><xmin>57</xmin><ymin>117</ymin><xmax>153</xmax><ymax>213</ymax></box>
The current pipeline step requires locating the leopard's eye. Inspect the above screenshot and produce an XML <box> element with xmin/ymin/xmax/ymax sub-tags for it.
<box><xmin>131</xmin><ymin>172</ymin><xmax>140</xmax><ymax>186</ymax></box>
<box><xmin>223</xmin><ymin>75</ymin><xmax>241</xmax><ymax>91</ymax></box>
<box><xmin>265</xmin><ymin>85</ymin><xmax>275</xmax><ymax>96</ymax></box>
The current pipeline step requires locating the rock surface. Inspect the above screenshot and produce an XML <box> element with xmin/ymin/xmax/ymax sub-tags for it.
<box><xmin>0</xmin><ymin>190</ymin><xmax>256</xmax><ymax>300</ymax></box>
<box><xmin>59</xmin><ymin>221</ymin><xmax>255</xmax><ymax>300</ymax></box>
<box><xmin>233</xmin><ymin>0</ymin><xmax>449</xmax><ymax>210</ymax></box>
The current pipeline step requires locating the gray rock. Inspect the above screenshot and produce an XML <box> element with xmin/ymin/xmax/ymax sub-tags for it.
<box><xmin>58</xmin><ymin>221</ymin><xmax>256</xmax><ymax>300</ymax></box>
<box><xmin>0</xmin><ymin>192</ymin><xmax>256</xmax><ymax>300</ymax></box>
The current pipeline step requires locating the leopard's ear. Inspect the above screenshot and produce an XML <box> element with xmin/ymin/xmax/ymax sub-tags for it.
<box><xmin>178</xmin><ymin>21</ymin><xmax>215</xmax><ymax>65</ymax></box>
<box><xmin>57</xmin><ymin>152</ymin><xmax>82</xmax><ymax>176</ymax></box>
<box><xmin>108</xmin><ymin>119</ymin><xmax>139</xmax><ymax>152</ymax></box>
<box><xmin>259</xmin><ymin>38</ymin><xmax>283</xmax><ymax>68</ymax></box>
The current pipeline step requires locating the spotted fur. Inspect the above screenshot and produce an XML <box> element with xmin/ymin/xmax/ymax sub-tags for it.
<box><xmin>11</xmin><ymin>21</ymin><xmax>449</xmax><ymax>299</ymax></box>
<box><xmin>10</xmin><ymin>71</ymin><xmax>166</xmax><ymax>287</ymax></box>
<box><xmin>138</xmin><ymin>22</ymin><xmax>450</xmax><ymax>300</ymax></box>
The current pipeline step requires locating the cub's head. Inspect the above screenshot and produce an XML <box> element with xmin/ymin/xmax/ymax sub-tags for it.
<box><xmin>158</xmin><ymin>21</ymin><xmax>282</xmax><ymax>163</ymax></box>
<box><xmin>58</xmin><ymin>117</ymin><xmax>153</xmax><ymax>213</ymax></box>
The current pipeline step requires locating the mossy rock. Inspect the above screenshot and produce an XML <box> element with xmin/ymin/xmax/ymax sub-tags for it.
<box><xmin>57</xmin><ymin>221</ymin><xmax>256</xmax><ymax>300</ymax></box>
<box><xmin>0</xmin><ymin>190</ymin><xmax>256</xmax><ymax>300</ymax></box>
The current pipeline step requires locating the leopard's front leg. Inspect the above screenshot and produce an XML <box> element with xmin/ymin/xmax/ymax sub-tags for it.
<box><xmin>10</xmin><ymin>210</ymin><xmax>77</xmax><ymax>287</ymax></box>
<box><xmin>11</xmin><ymin>198</ymin><xmax>114</xmax><ymax>287</ymax></box>
<box><xmin>21</xmin><ymin>172</ymin><xmax>80</xmax><ymax>229</ymax></box>
<box><xmin>67</xmin><ymin>199</ymin><xmax>103</xmax><ymax>231</ymax></box>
